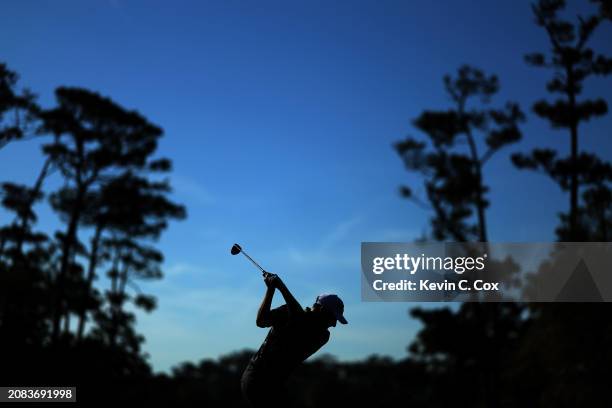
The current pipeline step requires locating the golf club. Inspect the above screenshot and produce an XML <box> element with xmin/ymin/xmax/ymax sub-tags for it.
<box><xmin>231</xmin><ymin>243</ymin><xmax>268</xmax><ymax>276</ymax></box>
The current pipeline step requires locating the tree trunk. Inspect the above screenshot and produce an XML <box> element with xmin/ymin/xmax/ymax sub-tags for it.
<box><xmin>0</xmin><ymin>234</ymin><xmax>5</xmax><ymax>259</ymax></box>
<box><xmin>76</xmin><ymin>223</ymin><xmax>104</xmax><ymax>341</ymax></box>
<box><xmin>569</xmin><ymin>122</ymin><xmax>578</xmax><ymax>240</ymax></box>
<box><xmin>474</xmin><ymin>168</ymin><xmax>488</xmax><ymax>242</ymax></box>
<box><xmin>63</xmin><ymin>311</ymin><xmax>70</xmax><ymax>335</ymax></box>
<box><xmin>111</xmin><ymin>258</ymin><xmax>130</xmax><ymax>348</ymax></box>
<box><xmin>463</xmin><ymin>114</ymin><xmax>488</xmax><ymax>242</ymax></box>
<box><xmin>109</xmin><ymin>246</ymin><xmax>122</xmax><ymax>348</ymax></box>
<box><xmin>51</xmin><ymin>185</ymin><xmax>86</xmax><ymax>343</ymax></box>
<box><xmin>567</xmin><ymin>67</ymin><xmax>579</xmax><ymax>241</ymax></box>
<box><xmin>16</xmin><ymin>157</ymin><xmax>52</xmax><ymax>255</ymax></box>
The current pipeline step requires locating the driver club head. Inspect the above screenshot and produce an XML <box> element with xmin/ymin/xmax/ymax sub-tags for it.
<box><xmin>230</xmin><ymin>243</ymin><xmax>267</xmax><ymax>275</ymax></box>
<box><xmin>230</xmin><ymin>243</ymin><xmax>242</xmax><ymax>255</ymax></box>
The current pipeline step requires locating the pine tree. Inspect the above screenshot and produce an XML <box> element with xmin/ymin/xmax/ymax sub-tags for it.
<box><xmin>395</xmin><ymin>65</ymin><xmax>524</xmax><ymax>242</ymax></box>
<box><xmin>40</xmin><ymin>87</ymin><xmax>179</xmax><ymax>342</ymax></box>
<box><xmin>512</xmin><ymin>0</ymin><xmax>612</xmax><ymax>240</ymax></box>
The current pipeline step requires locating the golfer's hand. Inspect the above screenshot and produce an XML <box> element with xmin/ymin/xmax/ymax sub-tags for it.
<box><xmin>263</xmin><ymin>272</ymin><xmax>280</xmax><ymax>288</ymax></box>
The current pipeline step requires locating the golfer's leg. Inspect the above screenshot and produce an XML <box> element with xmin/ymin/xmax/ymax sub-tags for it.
<box><xmin>273</xmin><ymin>384</ymin><xmax>290</xmax><ymax>408</ymax></box>
<box><xmin>241</xmin><ymin>369</ymin><xmax>270</xmax><ymax>408</ymax></box>
<box><xmin>241</xmin><ymin>387</ymin><xmax>270</xmax><ymax>408</ymax></box>
<box><xmin>242</xmin><ymin>380</ymin><xmax>285</xmax><ymax>408</ymax></box>
<box><xmin>240</xmin><ymin>368</ymin><xmax>256</xmax><ymax>407</ymax></box>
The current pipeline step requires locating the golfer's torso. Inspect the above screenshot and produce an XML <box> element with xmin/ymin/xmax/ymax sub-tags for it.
<box><xmin>248</xmin><ymin>311</ymin><xmax>329</xmax><ymax>381</ymax></box>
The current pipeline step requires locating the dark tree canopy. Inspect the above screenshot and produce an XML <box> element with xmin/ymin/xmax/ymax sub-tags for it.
<box><xmin>0</xmin><ymin>66</ymin><xmax>186</xmax><ymax>387</ymax></box>
<box><xmin>396</xmin><ymin>65</ymin><xmax>524</xmax><ymax>242</ymax></box>
<box><xmin>0</xmin><ymin>63</ymin><xmax>38</xmax><ymax>150</ymax></box>
<box><xmin>513</xmin><ymin>0</ymin><xmax>612</xmax><ymax>240</ymax></box>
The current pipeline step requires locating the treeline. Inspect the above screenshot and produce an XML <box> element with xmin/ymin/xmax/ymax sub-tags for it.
<box><xmin>0</xmin><ymin>61</ymin><xmax>186</xmax><ymax>384</ymax></box>
<box><xmin>392</xmin><ymin>1</ymin><xmax>612</xmax><ymax>407</ymax></box>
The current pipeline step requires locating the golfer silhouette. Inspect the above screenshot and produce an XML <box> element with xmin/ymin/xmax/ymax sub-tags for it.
<box><xmin>241</xmin><ymin>272</ymin><xmax>347</xmax><ymax>408</ymax></box>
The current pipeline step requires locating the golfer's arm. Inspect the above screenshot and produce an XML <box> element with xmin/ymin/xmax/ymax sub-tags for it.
<box><xmin>255</xmin><ymin>287</ymin><xmax>275</xmax><ymax>328</ymax></box>
<box><xmin>276</xmin><ymin>281</ymin><xmax>304</xmax><ymax>316</ymax></box>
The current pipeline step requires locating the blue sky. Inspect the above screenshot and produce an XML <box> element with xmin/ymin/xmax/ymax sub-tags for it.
<box><xmin>1</xmin><ymin>0</ymin><xmax>611</xmax><ymax>373</ymax></box>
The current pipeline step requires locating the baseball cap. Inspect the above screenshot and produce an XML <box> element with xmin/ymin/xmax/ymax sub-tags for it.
<box><xmin>315</xmin><ymin>293</ymin><xmax>348</xmax><ymax>324</ymax></box>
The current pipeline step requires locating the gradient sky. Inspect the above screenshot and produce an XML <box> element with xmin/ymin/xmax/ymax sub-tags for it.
<box><xmin>1</xmin><ymin>0</ymin><xmax>611</xmax><ymax>373</ymax></box>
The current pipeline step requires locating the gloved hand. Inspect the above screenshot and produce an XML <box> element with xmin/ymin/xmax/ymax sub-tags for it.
<box><xmin>263</xmin><ymin>272</ymin><xmax>281</xmax><ymax>289</ymax></box>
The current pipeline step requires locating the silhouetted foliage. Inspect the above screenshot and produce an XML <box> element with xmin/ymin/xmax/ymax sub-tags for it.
<box><xmin>394</xmin><ymin>9</ymin><xmax>611</xmax><ymax>402</ymax></box>
<box><xmin>592</xmin><ymin>0</ymin><xmax>612</xmax><ymax>20</ymax></box>
<box><xmin>0</xmin><ymin>63</ymin><xmax>38</xmax><ymax>150</ymax></box>
<box><xmin>0</xmin><ymin>63</ymin><xmax>185</xmax><ymax>393</ymax></box>
<box><xmin>395</xmin><ymin>65</ymin><xmax>524</xmax><ymax>242</ymax></box>
<box><xmin>393</xmin><ymin>65</ymin><xmax>529</xmax><ymax>408</ymax></box>
<box><xmin>513</xmin><ymin>0</ymin><xmax>612</xmax><ymax>240</ymax></box>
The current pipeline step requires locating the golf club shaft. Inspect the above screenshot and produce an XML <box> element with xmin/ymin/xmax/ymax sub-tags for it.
<box><xmin>241</xmin><ymin>250</ymin><xmax>266</xmax><ymax>274</ymax></box>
